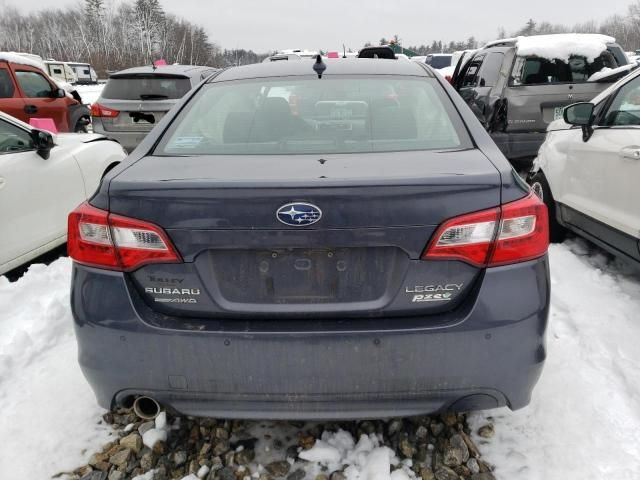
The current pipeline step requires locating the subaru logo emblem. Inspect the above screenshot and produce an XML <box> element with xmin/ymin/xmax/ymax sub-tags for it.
<box><xmin>276</xmin><ymin>202</ymin><xmax>322</xmax><ymax>226</ymax></box>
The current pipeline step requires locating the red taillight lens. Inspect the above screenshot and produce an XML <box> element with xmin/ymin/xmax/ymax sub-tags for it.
<box><xmin>90</xmin><ymin>103</ymin><xmax>120</xmax><ymax>118</ymax></box>
<box><xmin>422</xmin><ymin>193</ymin><xmax>549</xmax><ymax>267</ymax></box>
<box><xmin>68</xmin><ymin>202</ymin><xmax>181</xmax><ymax>271</ymax></box>
<box><xmin>489</xmin><ymin>193</ymin><xmax>549</xmax><ymax>266</ymax></box>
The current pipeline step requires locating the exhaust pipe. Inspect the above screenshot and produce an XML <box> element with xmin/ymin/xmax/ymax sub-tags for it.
<box><xmin>133</xmin><ymin>396</ymin><xmax>161</xmax><ymax>420</ymax></box>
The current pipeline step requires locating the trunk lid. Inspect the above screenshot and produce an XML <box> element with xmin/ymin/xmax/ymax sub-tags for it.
<box><xmin>109</xmin><ymin>149</ymin><xmax>502</xmax><ymax>318</ymax></box>
<box><xmin>96</xmin><ymin>98</ymin><xmax>176</xmax><ymax>133</ymax></box>
<box><xmin>504</xmin><ymin>82</ymin><xmax>609</xmax><ymax>132</ymax></box>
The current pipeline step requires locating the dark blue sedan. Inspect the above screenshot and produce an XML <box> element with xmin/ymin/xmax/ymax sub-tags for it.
<box><xmin>68</xmin><ymin>57</ymin><xmax>550</xmax><ymax>420</ymax></box>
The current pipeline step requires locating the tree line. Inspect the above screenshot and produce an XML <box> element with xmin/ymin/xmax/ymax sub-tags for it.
<box><xmin>2</xmin><ymin>0</ymin><xmax>640</xmax><ymax>75</ymax></box>
<box><xmin>376</xmin><ymin>1</ymin><xmax>640</xmax><ymax>54</ymax></box>
<box><xmin>0</xmin><ymin>0</ymin><xmax>267</xmax><ymax>75</ymax></box>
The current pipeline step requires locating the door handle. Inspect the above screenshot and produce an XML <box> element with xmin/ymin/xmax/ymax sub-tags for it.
<box><xmin>0</xmin><ymin>177</ymin><xmax>5</xmax><ymax>190</ymax></box>
<box><xmin>619</xmin><ymin>146</ymin><xmax>640</xmax><ymax>160</ymax></box>
<box><xmin>24</xmin><ymin>105</ymin><xmax>38</xmax><ymax>114</ymax></box>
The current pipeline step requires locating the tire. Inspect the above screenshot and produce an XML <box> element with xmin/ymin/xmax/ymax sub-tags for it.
<box><xmin>528</xmin><ymin>171</ymin><xmax>566</xmax><ymax>243</ymax></box>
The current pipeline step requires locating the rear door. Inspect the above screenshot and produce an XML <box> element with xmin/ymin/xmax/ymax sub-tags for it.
<box><xmin>0</xmin><ymin>63</ymin><xmax>27</xmax><ymax>121</ymax></box>
<box><xmin>12</xmin><ymin>65</ymin><xmax>70</xmax><ymax>131</ymax></box>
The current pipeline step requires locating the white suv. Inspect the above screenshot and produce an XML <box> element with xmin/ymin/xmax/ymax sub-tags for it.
<box><xmin>528</xmin><ymin>68</ymin><xmax>640</xmax><ymax>265</ymax></box>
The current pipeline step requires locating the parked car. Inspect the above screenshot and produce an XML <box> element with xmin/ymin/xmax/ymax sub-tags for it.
<box><xmin>452</xmin><ymin>34</ymin><xmax>634</xmax><ymax>167</ymax></box>
<box><xmin>68</xmin><ymin>58</ymin><xmax>550</xmax><ymax>419</ymax></box>
<box><xmin>0</xmin><ymin>52</ymin><xmax>90</xmax><ymax>132</ymax></box>
<box><xmin>0</xmin><ymin>111</ymin><xmax>125</xmax><ymax>276</ymax></box>
<box><xmin>67</xmin><ymin>62</ymin><xmax>99</xmax><ymax>84</ymax></box>
<box><xmin>425</xmin><ymin>53</ymin><xmax>453</xmax><ymax>69</ymax></box>
<box><xmin>91</xmin><ymin>65</ymin><xmax>217</xmax><ymax>152</ymax></box>
<box><xmin>528</xmin><ymin>68</ymin><xmax>640</xmax><ymax>265</ymax></box>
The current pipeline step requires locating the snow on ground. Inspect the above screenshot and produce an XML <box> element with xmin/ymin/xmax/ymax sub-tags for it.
<box><xmin>0</xmin><ymin>259</ymin><xmax>112</xmax><ymax>479</ymax></box>
<box><xmin>469</xmin><ymin>239</ymin><xmax>640</xmax><ymax>480</ymax></box>
<box><xmin>76</xmin><ymin>83</ymin><xmax>105</xmax><ymax>106</ymax></box>
<box><xmin>1</xmin><ymin>240</ymin><xmax>640</xmax><ymax>479</ymax></box>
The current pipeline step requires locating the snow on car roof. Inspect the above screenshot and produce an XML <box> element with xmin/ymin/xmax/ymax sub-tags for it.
<box><xmin>0</xmin><ymin>51</ymin><xmax>46</xmax><ymax>70</ymax></box>
<box><xmin>515</xmin><ymin>34</ymin><xmax>616</xmax><ymax>62</ymax></box>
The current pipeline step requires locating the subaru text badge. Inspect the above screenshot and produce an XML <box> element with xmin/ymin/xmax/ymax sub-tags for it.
<box><xmin>276</xmin><ymin>203</ymin><xmax>322</xmax><ymax>226</ymax></box>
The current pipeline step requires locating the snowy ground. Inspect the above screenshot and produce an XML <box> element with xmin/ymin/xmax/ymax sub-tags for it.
<box><xmin>1</xmin><ymin>240</ymin><xmax>640</xmax><ymax>479</ymax></box>
<box><xmin>76</xmin><ymin>83</ymin><xmax>105</xmax><ymax>106</ymax></box>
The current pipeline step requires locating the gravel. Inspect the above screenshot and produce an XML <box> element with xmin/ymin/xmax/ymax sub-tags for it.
<box><xmin>62</xmin><ymin>409</ymin><xmax>496</xmax><ymax>480</ymax></box>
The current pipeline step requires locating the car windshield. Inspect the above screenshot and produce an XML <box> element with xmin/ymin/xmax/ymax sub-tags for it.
<box><xmin>101</xmin><ymin>75</ymin><xmax>192</xmax><ymax>100</ymax></box>
<box><xmin>513</xmin><ymin>50</ymin><xmax>620</xmax><ymax>84</ymax></box>
<box><xmin>156</xmin><ymin>76</ymin><xmax>470</xmax><ymax>155</ymax></box>
<box><xmin>428</xmin><ymin>56</ymin><xmax>452</xmax><ymax>69</ymax></box>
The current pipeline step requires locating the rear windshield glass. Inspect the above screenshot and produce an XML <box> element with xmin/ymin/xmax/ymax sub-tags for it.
<box><xmin>427</xmin><ymin>56</ymin><xmax>452</xmax><ymax>69</ymax></box>
<box><xmin>512</xmin><ymin>50</ymin><xmax>621</xmax><ymax>85</ymax></box>
<box><xmin>101</xmin><ymin>75</ymin><xmax>192</xmax><ymax>100</ymax></box>
<box><xmin>156</xmin><ymin>76</ymin><xmax>471</xmax><ymax>155</ymax></box>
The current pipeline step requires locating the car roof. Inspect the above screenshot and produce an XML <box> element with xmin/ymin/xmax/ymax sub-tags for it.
<box><xmin>110</xmin><ymin>64</ymin><xmax>215</xmax><ymax>79</ymax></box>
<box><xmin>211</xmin><ymin>58</ymin><xmax>432</xmax><ymax>82</ymax></box>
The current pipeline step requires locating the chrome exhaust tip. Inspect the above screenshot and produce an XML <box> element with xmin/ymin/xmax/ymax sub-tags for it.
<box><xmin>133</xmin><ymin>396</ymin><xmax>161</xmax><ymax>420</ymax></box>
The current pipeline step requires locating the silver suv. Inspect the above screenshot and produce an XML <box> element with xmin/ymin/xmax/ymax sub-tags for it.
<box><xmin>452</xmin><ymin>34</ymin><xmax>634</xmax><ymax>167</ymax></box>
<box><xmin>91</xmin><ymin>65</ymin><xmax>217</xmax><ymax>152</ymax></box>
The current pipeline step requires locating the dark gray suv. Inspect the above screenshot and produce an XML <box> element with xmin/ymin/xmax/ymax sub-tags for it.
<box><xmin>452</xmin><ymin>34</ymin><xmax>633</xmax><ymax>167</ymax></box>
<box><xmin>69</xmin><ymin>58</ymin><xmax>550</xmax><ymax>419</ymax></box>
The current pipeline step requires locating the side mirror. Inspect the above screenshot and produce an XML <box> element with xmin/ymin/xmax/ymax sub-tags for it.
<box><xmin>53</xmin><ymin>88</ymin><xmax>66</xmax><ymax>99</ymax></box>
<box><xmin>563</xmin><ymin>102</ymin><xmax>595</xmax><ymax>141</ymax></box>
<box><xmin>563</xmin><ymin>102</ymin><xmax>593</xmax><ymax>126</ymax></box>
<box><xmin>31</xmin><ymin>130</ymin><xmax>55</xmax><ymax>159</ymax></box>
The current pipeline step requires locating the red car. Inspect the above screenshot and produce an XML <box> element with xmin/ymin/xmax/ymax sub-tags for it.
<box><xmin>0</xmin><ymin>55</ymin><xmax>90</xmax><ymax>132</ymax></box>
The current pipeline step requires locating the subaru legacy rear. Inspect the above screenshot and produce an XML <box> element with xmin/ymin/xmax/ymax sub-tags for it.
<box><xmin>69</xmin><ymin>59</ymin><xmax>550</xmax><ymax>419</ymax></box>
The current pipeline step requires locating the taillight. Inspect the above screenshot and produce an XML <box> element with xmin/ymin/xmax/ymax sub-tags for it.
<box><xmin>90</xmin><ymin>103</ymin><xmax>120</xmax><ymax>118</ymax></box>
<box><xmin>68</xmin><ymin>202</ymin><xmax>181</xmax><ymax>271</ymax></box>
<box><xmin>422</xmin><ymin>193</ymin><xmax>548</xmax><ymax>267</ymax></box>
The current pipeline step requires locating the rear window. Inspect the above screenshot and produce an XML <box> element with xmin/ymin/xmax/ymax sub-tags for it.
<box><xmin>101</xmin><ymin>75</ymin><xmax>192</xmax><ymax>100</ymax></box>
<box><xmin>427</xmin><ymin>56</ymin><xmax>452</xmax><ymax>69</ymax></box>
<box><xmin>512</xmin><ymin>50</ymin><xmax>621</xmax><ymax>85</ymax></box>
<box><xmin>156</xmin><ymin>76</ymin><xmax>471</xmax><ymax>155</ymax></box>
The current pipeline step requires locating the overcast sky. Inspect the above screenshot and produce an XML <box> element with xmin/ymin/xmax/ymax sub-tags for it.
<box><xmin>2</xmin><ymin>0</ymin><xmax>632</xmax><ymax>51</ymax></box>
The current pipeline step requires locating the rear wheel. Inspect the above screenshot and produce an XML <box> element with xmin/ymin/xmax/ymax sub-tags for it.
<box><xmin>528</xmin><ymin>171</ymin><xmax>566</xmax><ymax>243</ymax></box>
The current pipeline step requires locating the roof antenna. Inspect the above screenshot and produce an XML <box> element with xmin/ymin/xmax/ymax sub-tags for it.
<box><xmin>313</xmin><ymin>55</ymin><xmax>326</xmax><ymax>79</ymax></box>
<box><xmin>342</xmin><ymin>44</ymin><xmax>347</xmax><ymax>58</ymax></box>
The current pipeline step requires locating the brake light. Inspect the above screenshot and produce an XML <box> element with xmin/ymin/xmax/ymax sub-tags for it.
<box><xmin>422</xmin><ymin>193</ymin><xmax>548</xmax><ymax>267</ymax></box>
<box><xmin>68</xmin><ymin>202</ymin><xmax>181</xmax><ymax>271</ymax></box>
<box><xmin>90</xmin><ymin>103</ymin><xmax>120</xmax><ymax>118</ymax></box>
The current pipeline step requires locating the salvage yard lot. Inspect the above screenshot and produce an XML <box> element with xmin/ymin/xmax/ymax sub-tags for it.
<box><xmin>1</xmin><ymin>239</ymin><xmax>639</xmax><ymax>480</ymax></box>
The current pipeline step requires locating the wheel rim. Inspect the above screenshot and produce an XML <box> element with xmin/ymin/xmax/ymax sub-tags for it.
<box><xmin>531</xmin><ymin>181</ymin><xmax>544</xmax><ymax>201</ymax></box>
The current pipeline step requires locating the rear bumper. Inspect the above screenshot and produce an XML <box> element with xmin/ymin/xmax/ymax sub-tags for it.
<box><xmin>91</xmin><ymin>120</ymin><xmax>149</xmax><ymax>152</ymax></box>
<box><xmin>71</xmin><ymin>256</ymin><xmax>550</xmax><ymax>419</ymax></box>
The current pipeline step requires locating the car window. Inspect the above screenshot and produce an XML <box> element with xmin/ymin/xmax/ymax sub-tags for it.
<box><xmin>156</xmin><ymin>76</ymin><xmax>472</xmax><ymax>155</ymax></box>
<box><xmin>461</xmin><ymin>56</ymin><xmax>485</xmax><ymax>88</ymax></box>
<box><xmin>512</xmin><ymin>51</ymin><xmax>619</xmax><ymax>85</ymax></box>
<box><xmin>15</xmin><ymin>71</ymin><xmax>54</xmax><ymax>98</ymax></box>
<box><xmin>0</xmin><ymin>69</ymin><xmax>15</xmax><ymax>98</ymax></box>
<box><xmin>101</xmin><ymin>75</ymin><xmax>192</xmax><ymax>100</ymax></box>
<box><xmin>427</xmin><ymin>56</ymin><xmax>452</xmax><ymax>69</ymax></box>
<box><xmin>601</xmin><ymin>75</ymin><xmax>640</xmax><ymax>126</ymax></box>
<box><xmin>0</xmin><ymin>119</ymin><xmax>34</xmax><ymax>154</ymax></box>
<box><xmin>477</xmin><ymin>52</ymin><xmax>504</xmax><ymax>87</ymax></box>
